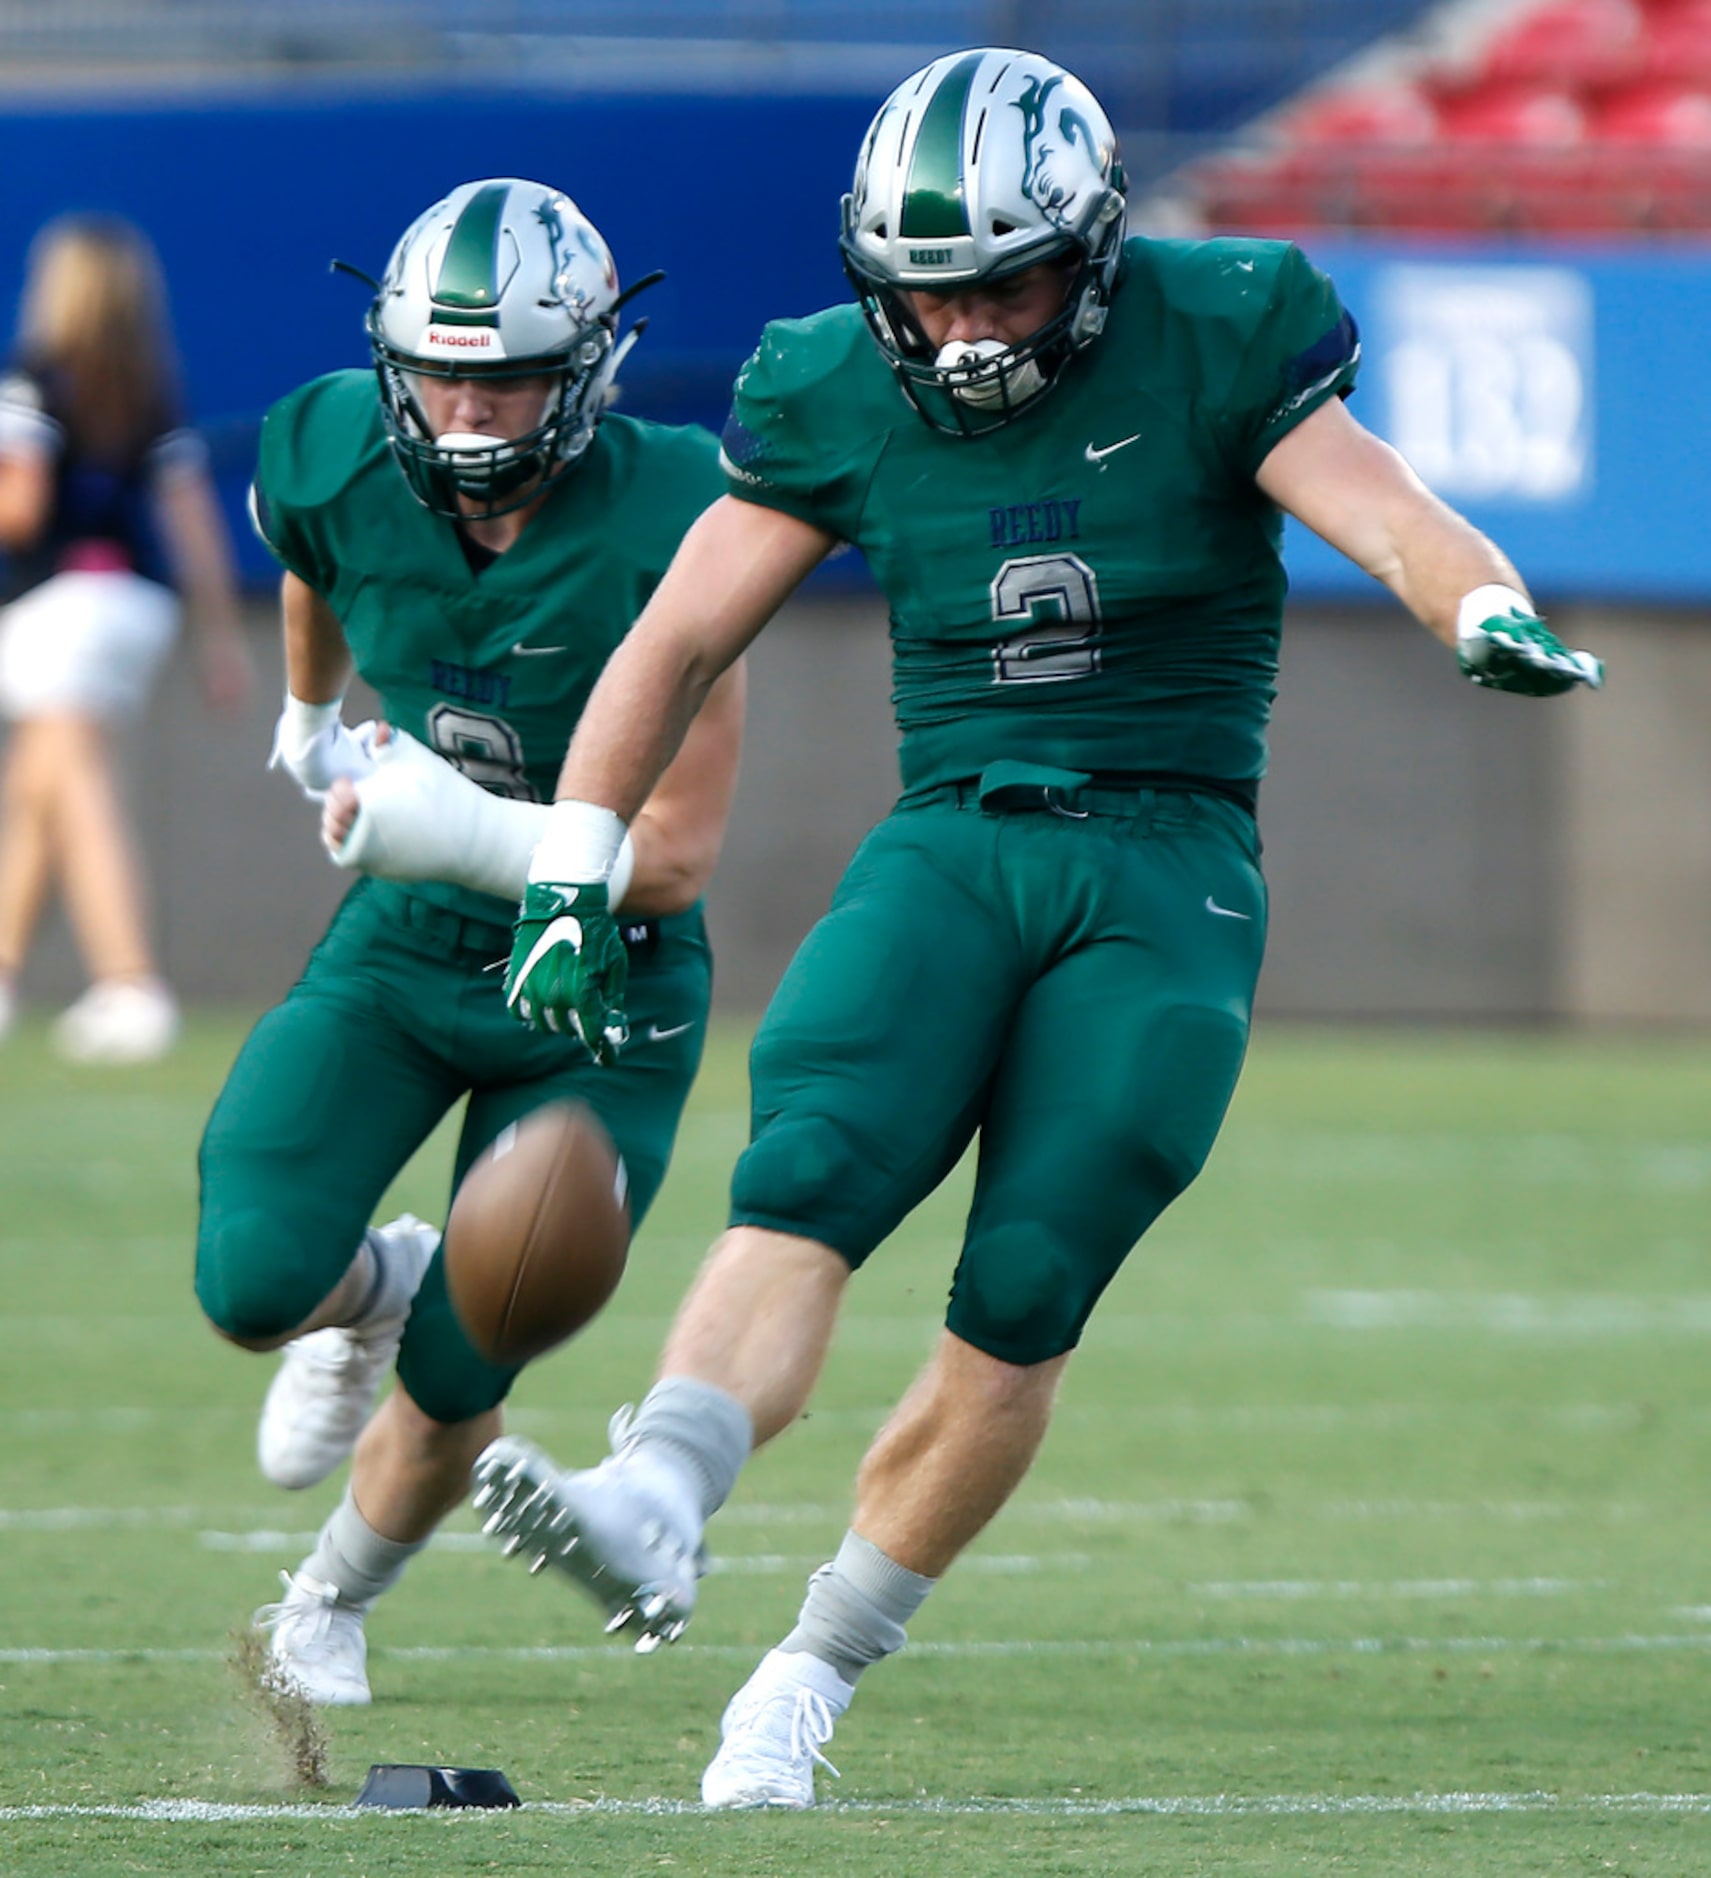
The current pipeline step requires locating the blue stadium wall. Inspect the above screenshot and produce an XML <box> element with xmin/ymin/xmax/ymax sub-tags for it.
<box><xmin>0</xmin><ymin>87</ymin><xmax>1703</xmax><ymax>603</ymax></box>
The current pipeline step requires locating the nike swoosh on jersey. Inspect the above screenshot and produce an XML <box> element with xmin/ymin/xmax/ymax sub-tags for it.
<box><xmin>645</xmin><ymin>1020</ymin><xmax>697</xmax><ymax>1043</ymax></box>
<box><xmin>511</xmin><ymin>642</ymin><xmax>569</xmax><ymax>657</ymax></box>
<box><xmin>1204</xmin><ymin>896</ymin><xmax>1252</xmax><ymax>921</ymax></box>
<box><xmin>1084</xmin><ymin>433</ymin><xmax>1142</xmax><ymax>465</ymax></box>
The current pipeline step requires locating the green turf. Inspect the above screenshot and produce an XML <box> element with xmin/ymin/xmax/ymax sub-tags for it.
<box><xmin>3</xmin><ymin>1013</ymin><xmax>1711</xmax><ymax>1875</ymax></box>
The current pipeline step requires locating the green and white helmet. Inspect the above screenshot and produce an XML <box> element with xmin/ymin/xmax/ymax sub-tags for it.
<box><xmin>369</xmin><ymin>177</ymin><xmax>644</xmax><ymax>517</ymax></box>
<box><xmin>840</xmin><ymin>48</ymin><xmax>1127</xmax><ymax>434</ymax></box>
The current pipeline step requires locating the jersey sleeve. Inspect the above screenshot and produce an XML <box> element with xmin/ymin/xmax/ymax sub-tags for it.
<box><xmin>250</xmin><ymin>388</ymin><xmax>340</xmax><ymax>594</ymax></box>
<box><xmin>1226</xmin><ymin>245</ymin><xmax>1361</xmax><ymax>474</ymax></box>
<box><xmin>718</xmin><ymin>317</ymin><xmax>871</xmax><ymax>539</ymax></box>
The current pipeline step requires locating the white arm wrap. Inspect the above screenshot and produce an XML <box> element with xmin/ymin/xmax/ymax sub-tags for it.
<box><xmin>332</xmin><ymin>732</ymin><xmax>634</xmax><ymax>905</ymax></box>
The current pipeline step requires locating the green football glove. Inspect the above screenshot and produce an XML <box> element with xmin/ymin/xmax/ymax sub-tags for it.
<box><xmin>1456</xmin><ymin>589</ymin><xmax>1603</xmax><ymax>698</ymax></box>
<box><xmin>505</xmin><ymin>880</ymin><xmax>629</xmax><ymax>1065</ymax></box>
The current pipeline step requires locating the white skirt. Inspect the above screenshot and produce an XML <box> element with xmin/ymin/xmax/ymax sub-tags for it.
<box><xmin>0</xmin><ymin>570</ymin><xmax>181</xmax><ymax>722</ymax></box>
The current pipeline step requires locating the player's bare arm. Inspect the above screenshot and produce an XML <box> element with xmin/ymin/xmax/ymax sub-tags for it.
<box><xmin>1256</xmin><ymin>397</ymin><xmax>1520</xmax><ymax>643</ymax></box>
<box><xmin>1257</xmin><ymin>397</ymin><xmax>1601</xmax><ymax>694</ymax></box>
<box><xmin>623</xmin><ymin>660</ymin><xmax>747</xmax><ymax>915</ymax></box>
<box><xmin>507</xmin><ymin>496</ymin><xmax>830</xmax><ymax>1051</ymax></box>
<box><xmin>270</xmin><ymin>571</ymin><xmax>381</xmax><ymax>801</ymax></box>
<box><xmin>281</xmin><ymin>570</ymin><xmax>355</xmax><ymax>700</ymax></box>
<box><xmin>553</xmin><ymin>494</ymin><xmax>835</xmax><ymax>821</ymax></box>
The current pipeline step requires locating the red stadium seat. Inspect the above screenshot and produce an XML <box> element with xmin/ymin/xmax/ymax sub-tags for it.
<box><xmin>1344</xmin><ymin>147</ymin><xmax>1497</xmax><ymax>230</ymax></box>
<box><xmin>1279</xmin><ymin>83</ymin><xmax>1441</xmax><ymax>146</ymax></box>
<box><xmin>1594</xmin><ymin>81</ymin><xmax>1711</xmax><ymax>142</ymax></box>
<box><xmin>1435</xmin><ymin>83</ymin><xmax>1589</xmax><ymax>144</ymax></box>
<box><xmin>1181</xmin><ymin>1</ymin><xmax>1711</xmax><ymax>236</ymax></box>
<box><xmin>1479</xmin><ymin>0</ymin><xmax>1645</xmax><ymax>86</ymax></box>
<box><xmin>1638</xmin><ymin>0</ymin><xmax>1711</xmax><ymax>82</ymax></box>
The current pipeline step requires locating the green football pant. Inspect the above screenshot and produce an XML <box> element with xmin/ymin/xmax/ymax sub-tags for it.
<box><xmin>196</xmin><ymin>879</ymin><xmax>709</xmax><ymax>1424</ymax></box>
<box><xmin>730</xmin><ymin>788</ymin><xmax>1266</xmax><ymax>1367</ymax></box>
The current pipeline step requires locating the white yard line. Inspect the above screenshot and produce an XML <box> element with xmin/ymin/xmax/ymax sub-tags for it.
<box><xmin>5</xmin><ymin>1790</ymin><xmax>1711</xmax><ymax>1822</ymax></box>
<box><xmin>1190</xmin><ymin>1578</ymin><xmax>1602</xmax><ymax>1600</ymax></box>
<box><xmin>0</xmin><ymin>1495</ymin><xmax>1655</xmax><ymax>1532</ymax></box>
<box><xmin>9</xmin><ymin>1633</ymin><xmax>1711</xmax><ymax>1667</ymax></box>
<box><xmin>194</xmin><ymin>1533</ymin><xmax>1090</xmax><ymax>1574</ymax></box>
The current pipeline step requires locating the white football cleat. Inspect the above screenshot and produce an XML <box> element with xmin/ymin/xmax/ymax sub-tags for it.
<box><xmin>252</xmin><ymin>1569</ymin><xmax>371</xmax><ymax>1706</ymax></box>
<box><xmin>701</xmin><ymin>1648</ymin><xmax>853</xmax><ymax>1809</ymax></box>
<box><xmin>52</xmin><ymin>978</ymin><xmax>178</xmax><ymax>1064</ymax></box>
<box><xmin>257</xmin><ymin>1214</ymin><xmax>437</xmax><ymax>1490</ymax></box>
<box><xmin>472</xmin><ymin>1421</ymin><xmax>704</xmax><ymax>1651</ymax></box>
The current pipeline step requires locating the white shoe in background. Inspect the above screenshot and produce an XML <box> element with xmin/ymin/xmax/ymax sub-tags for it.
<box><xmin>52</xmin><ymin>978</ymin><xmax>179</xmax><ymax>1063</ymax></box>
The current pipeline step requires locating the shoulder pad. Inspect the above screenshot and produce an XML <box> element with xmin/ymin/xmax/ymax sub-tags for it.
<box><xmin>257</xmin><ymin>370</ymin><xmax>388</xmax><ymax>513</ymax></box>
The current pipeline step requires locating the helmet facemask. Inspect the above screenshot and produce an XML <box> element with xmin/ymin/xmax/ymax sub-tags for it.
<box><xmin>842</xmin><ymin>235</ymin><xmax>1116</xmax><ymax>439</ymax></box>
<box><xmin>371</xmin><ymin>315</ymin><xmax>618</xmax><ymax>521</ymax></box>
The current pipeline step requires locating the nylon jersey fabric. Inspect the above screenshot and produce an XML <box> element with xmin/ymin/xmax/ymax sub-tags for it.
<box><xmin>252</xmin><ymin>369</ymin><xmax>724</xmax><ymax>926</ymax></box>
<box><xmin>719</xmin><ymin>236</ymin><xmax>1359</xmax><ymax>795</ymax></box>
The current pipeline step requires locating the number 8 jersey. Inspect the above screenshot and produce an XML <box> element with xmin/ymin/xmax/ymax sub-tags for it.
<box><xmin>720</xmin><ymin>236</ymin><xmax>1359</xmax><ymax>802</ymax></box>
<box><xmin>251</xmin><ymin>369</ymin><xmax>723</xmax><ymax>924</ymax></box>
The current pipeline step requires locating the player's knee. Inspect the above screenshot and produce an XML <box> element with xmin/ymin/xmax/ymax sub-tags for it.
<box><xmin>194</xmin><ymin>1209</ymin><xmax>333</xmax><ymax>1343</ymax></box>
<box><xmin>948</xmin><ymin>1223</ymin><xmax>1093</xmax><ymax>1365</ymax></box>
<box><xmin>730</xmin><ymin>1114</ymin><xmax>886</xmax><ymax>1264</ymax></box>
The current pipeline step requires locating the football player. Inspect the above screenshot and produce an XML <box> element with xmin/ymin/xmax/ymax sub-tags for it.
<box><xmin>194</xmin><ymin>177</ymin><xmax>743</xmax><ymax>1705</ymax></box>
<box><xmin>474</xmin><ymin>51</ymin><xmax>1603</xmax><ymax>1803</ymax></box>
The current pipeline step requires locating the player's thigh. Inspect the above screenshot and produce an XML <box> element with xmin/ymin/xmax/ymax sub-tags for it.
<box><xmin>395</xmin><ymin>931</ymin><xmax>710</xmax><ymax>1424</ymax></box>
<box><xmin>731</xmin><ymin>809</ymin><xmax>1020</xmax><ymax>1265</ymax></box>
<box><xmin>195</xmin><ymin>925</ymin><xmax>461</xmax><ymax>1340</ymax></box>
<box><xmin>950</xmin><ymin>811</ymin><xmax>1266</xmax><ymax>1364</ymax></box>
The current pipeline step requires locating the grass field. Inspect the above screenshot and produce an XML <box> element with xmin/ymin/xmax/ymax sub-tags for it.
<box><xmin>4</xmin><ymin>1012</ymin><xmax>1711</xmax><ymax>1876</ymax></box>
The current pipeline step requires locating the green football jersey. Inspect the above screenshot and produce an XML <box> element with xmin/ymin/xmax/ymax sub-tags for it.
<box><xmin>253</xmin><ymin>370</ymin><xmax>723</xmax><ymax>921</ymax></box>
<box><xmin>720</xmin><ymin>237</ymin><xmax>1359</xmax><ymax>797</ymax></box>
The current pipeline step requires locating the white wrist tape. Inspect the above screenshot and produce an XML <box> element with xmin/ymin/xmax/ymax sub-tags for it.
<box><xmin>527</xmin><ymin>799</ymin><xmax>629</xmax><ymax>887</ymax></box>
<box><xmin>1456</xmin><ymin>584</ymin><xmax>1533</xmax><ymax>645</ymax></box>
<box><xmin>271</xmin><ymin>691</ymin><xmax>346</xmax><ymax>766</ymax></box>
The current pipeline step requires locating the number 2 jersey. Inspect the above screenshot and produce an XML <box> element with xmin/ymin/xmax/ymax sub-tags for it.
<box><xmin>720</xmin><ymin>236</ymin><xmax>1360</xmax><ymax>804</ymax></box>
<box><xmin>251</xmin><ymin>369</ymin><xmax>723</xmax><ymax>925</ymax></box>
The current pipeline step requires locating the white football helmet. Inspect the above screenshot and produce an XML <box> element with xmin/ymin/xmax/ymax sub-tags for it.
<box><xmin>840</xmin><ymin>49</ymin><xmax>1127</xmax><ymax>434</ymax></box>
<box><xmin>369</xmin><ymin>178</ymin><xmax>647</xmax><ymax>517</ymax></box>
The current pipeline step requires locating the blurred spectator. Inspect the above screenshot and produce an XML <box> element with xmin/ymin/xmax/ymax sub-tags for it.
<box><xmin>0</xmin><ymin>213</ymin><xmax>250</xmax><ymax>1061</ymax></box>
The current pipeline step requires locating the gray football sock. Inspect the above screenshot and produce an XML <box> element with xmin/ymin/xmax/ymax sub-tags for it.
<box><xmin>350</xmin><ymin>1221</ymin><xmax>430</xmax><ymax>1331</ymax></box>
<box><xmin>298</xmin><ymin>1489</ymin><xmax>428</xmax><ymax>1610</ymax></box>
<box><xmin>780</xmin><ymin>1529</ymin><xmax>937</xmax><ymax>1685</ymax></box>
<box><xmin>626</xmin><ymin>1377</ymin><xmax>753</xmax><ymax>1521</ymax></box>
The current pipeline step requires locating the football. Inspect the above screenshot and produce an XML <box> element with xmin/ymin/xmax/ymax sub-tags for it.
<box><xmin>443</xmin><ymin>1101</ymin><xmax>630</xmax><ymax>1367</ymax></box>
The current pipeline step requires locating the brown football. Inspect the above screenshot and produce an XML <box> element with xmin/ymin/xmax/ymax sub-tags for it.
<box><xmin>444</xmin><ymin>1101</ymin><xmax>630</xmax><ymax>1367</ymax></box>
